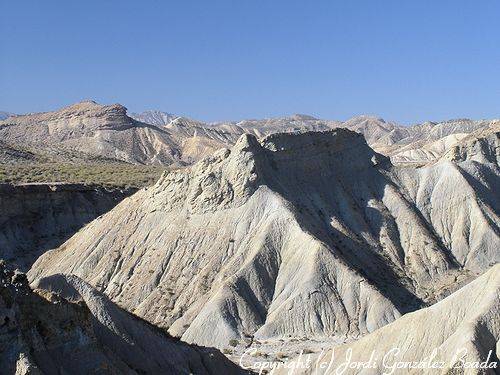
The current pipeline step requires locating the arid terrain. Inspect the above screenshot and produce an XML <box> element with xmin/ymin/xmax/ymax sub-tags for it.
<box><xmin>1</xmin><ymin>102</ymin><xmax>498</xmax><ymax>374</ymax></box>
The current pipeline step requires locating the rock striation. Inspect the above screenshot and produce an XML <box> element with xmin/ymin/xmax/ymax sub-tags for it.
<box><xmin>2</xmin><ymin>101</ymin><xmax>498</xmax><ymax>166</ymax></box>
<box><xmin>0</xmin><ymin>101</ymin><xmax>182</xmax><ymax>165</ymax></box>
<box><xmin>29</xmin><ymin>129</ymin><xmax>499</xmax><ymax>349</ymax></box>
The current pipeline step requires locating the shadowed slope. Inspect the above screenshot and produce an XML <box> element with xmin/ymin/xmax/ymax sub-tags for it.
<box><xmin>0</xmin><ymin>262</ymin><xmax>245</xmax><ymax>374</ymax></box>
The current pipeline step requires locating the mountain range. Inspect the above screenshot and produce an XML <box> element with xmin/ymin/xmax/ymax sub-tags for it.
<box><xmin>1</xmin><ymin>101</ymin><xmax>498</xmax><ymax>167</ymax></box>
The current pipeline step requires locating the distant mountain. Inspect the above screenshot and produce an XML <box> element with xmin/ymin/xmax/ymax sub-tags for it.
<box><xmin>210</xmin><ymin>114</ymin><xmax>341</xmax><ymax>138</ymax></box>
<box><xmin>0</xmin><ymin>111</ymin><xmax>15</xmax><ymax>120</ymax></box>
<box><xmin>0</xmin><ymin>101</ymin><xmax>230</xmax><ymax>165</ymax></box>
<box><xmin>136</xmin><ymin>110</ymin><xmax>498</xmax><ymax>164</ymax></box>
<box><xmin>1</xmin><ymin>101</ymin><xmax>497</xmax><ymax>166</ymax></box>
<box><xmin>129</xmin><ymin>110</ymin><xmax>178</xmax><ymax>127</ymax></box>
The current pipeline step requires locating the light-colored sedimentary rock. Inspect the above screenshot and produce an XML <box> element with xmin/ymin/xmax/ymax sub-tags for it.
<box><xmin>3</xmin><ymin>101</ymin><xmax>498</xmax><ymax>166</ymax></box>
<box><xmin>0</xmin><ymin>101</ymin><xmax>183</xmax><ymax>165</ymax></box>
<box><xmin>279</xmin><ymin>263</ymin><xmax>500</xmax><ymax>374</ymax></box>
<box><xmin>29</xmin><ymin>129</ymin><xmax>499</xmax><ymax>350</ymax></box>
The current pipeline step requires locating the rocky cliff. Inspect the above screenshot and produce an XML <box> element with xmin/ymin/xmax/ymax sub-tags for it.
<box><xmin>0</xmin><ymin>183</ymin><xmax>134</xmax><ymax>271</ymax></box>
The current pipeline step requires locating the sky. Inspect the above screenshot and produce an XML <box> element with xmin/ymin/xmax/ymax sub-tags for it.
<box><xmin>1</xmin><ymin>1</ymin><xmax>499</xmax><ymax>124</ymax></box>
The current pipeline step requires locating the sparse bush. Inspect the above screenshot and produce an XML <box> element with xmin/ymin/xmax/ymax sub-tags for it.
<box><xmin>0</xmin><ymin>162</ymin><xmax>166</xmax><ymax>188</ymax></box>
<box><xmin>276</xmin><ymin>352</ymin><xmax>288</xmax><ymax>359</ymax></box>
<box><xmin>228</xmin><ymin>339</ymin><xmax>239</xmax><ymax>347</ymax></box>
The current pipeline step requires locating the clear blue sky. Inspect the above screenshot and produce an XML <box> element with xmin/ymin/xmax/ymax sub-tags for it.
<box><xmin>1</xmin><ymin>1</ymin><xmax>499</xmax><ymax>124</ymax></box>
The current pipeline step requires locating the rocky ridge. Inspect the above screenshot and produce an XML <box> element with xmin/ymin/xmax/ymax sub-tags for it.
<box><xmin>0</xmin><ymin>101</ymin><xmax>182</xmax><ymax>165</ymax></box>
<box><xmin>28</xmin><ymin>129</ymin><xmax>499</xmax><ymax>350</ymax></box>
<box><xmin>0</xmin><ymin>261</ymin><xmax>244</xmax><ymax>374</ymax></box>
<box><xmin>2</xmin><ymin>101</ymin><xmax>498</xmax><ymax>166</ymax></box>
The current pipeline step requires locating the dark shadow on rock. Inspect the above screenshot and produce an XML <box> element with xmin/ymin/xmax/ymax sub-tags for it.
<box><xmin>0</xmin><ymin>184</ymin><xmax>135</xmax><ymax>271</ymax></box>
<box><xmin>13</xmin><ymin>272</ymin><xmax>248</xmax><ymax>375</ymax></box>
<box><xmin>253</xmin><ymin>132</ymin><xmax>430</xmax><ymax>314</ymax></box>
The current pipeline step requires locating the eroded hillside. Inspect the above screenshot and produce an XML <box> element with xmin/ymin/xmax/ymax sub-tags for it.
<box><xmin>28</xmin><ymin>129</ymin><xmax>499</xmax><ymax>353</ymax></box>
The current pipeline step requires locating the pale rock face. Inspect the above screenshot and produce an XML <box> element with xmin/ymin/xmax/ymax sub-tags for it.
<box><xmin>279</xmin><ymin>263</ymin><xmax>500</xmax><ymax>375</ymax></box>
<box><xmin>129</xmin><ymin>110</ymin><xmax>178</xmax><ymax>127</ymax></box>
<box><xmin>383</xmin><ymin>119</ymin><xmax>499</xmax><ymax>164</ymax></box>
<box><xmin>389</xmin><ymin>133</ymin><xmax>470</xmax><ymax>164</ymax></box>
<box><xmin>28</xmin><ymin>129</ymin><xmax>499</xmax><ymax>350</ymax></box>
<box><xmin>0</xmin><ymin>262</ymin><xmax>244</xmax><ymax>375</ymax></box>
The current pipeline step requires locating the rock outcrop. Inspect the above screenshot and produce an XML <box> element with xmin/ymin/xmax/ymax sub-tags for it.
<box><xmin>0</xmin><ymin>183</ymin><xmax>134</xmax><ymax>271</ymax></box>
<box><xmin>280</xmin><ymin>263</ymin><xmax>500</xmax><ymax>374</ymax></box>
<box><xmin>29</xmin><ymin>129</ymin><xmax>499</xmax><ymax>350</ymax></box>
<box><xmin>0</xmin><ymin>101</ymin><xmax>182</xmax><ymax>165</ymax></box>
<box><xmin>0</xmin><ymin>262</ymin><xmax>245</xmax><ymax>374</ymax></box>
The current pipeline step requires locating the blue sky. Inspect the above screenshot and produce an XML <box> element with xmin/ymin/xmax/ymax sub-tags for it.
<box><xmin>1</xmin><ymin>1</ymin><xmax>499</xmax><ymax>124</ymax></box>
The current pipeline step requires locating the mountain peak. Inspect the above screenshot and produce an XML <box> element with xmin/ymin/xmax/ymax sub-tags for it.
<box><xmin>290</xmin><ymin>113</ymin><xmax>318</xmax><ymax>121</ymax></box>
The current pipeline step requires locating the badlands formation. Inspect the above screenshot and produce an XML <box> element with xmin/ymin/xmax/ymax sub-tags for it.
<box><xmin>1</xmin><ymin>101</ymin><xmax>498</xmax><ymax>373</ymax></box>
<box><xmin>29</xmin><ymin>128</ymin><xmax>499</xmax><ymax>356</ymax></box>
<box><xmin>0</xmin><ymin>101</ymin><xmax>237</xmax><ymax>166</ymax></box>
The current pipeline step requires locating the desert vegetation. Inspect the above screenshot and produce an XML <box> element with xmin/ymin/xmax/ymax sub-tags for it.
<box><xmin>0</xmin><ymin>162</ymin><xmax>165</xmax><ymax>188</ymax></box>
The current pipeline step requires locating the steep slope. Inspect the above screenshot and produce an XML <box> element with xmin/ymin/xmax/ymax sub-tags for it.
<box><xmin>0</xmin><ymin>262</ymin><xmax>244</xmax><ymax>374</ymax></box>
<box><xmin>29</xmin><ymin>129</ymin><xmax>498</xmax><ymax>350</ymax></box>
<box><xmin>280</xmin><ymin>263</ymin><xmax>500</xmax><ymax>374</ymax></box>
<box><xmin>386</xmin><ymin>119</ymin><xmax>499</xmax><ymax>164</ymax></box>
<box><xmin>0</xmin><ymin>183</ymin><xmax>134</xmax><ymax>271</ymax></box>
<box><xmin>388</xmin><ymin>133</ymin><xmax>469</xmax><ymax>164</ymax></box>
<box><xmin>391</xmin><ymin>123</ymin><xmax>499</xmax><ymax>274</ymax></box>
